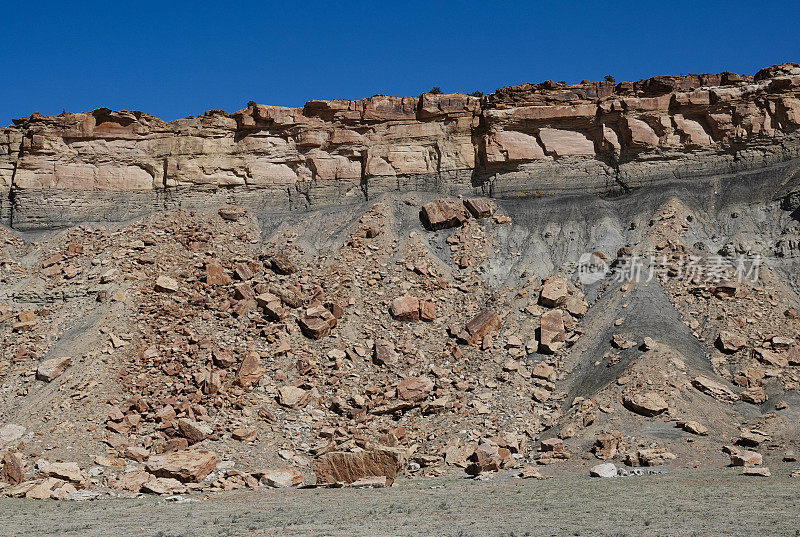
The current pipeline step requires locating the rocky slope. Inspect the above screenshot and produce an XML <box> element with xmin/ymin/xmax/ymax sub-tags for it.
<box><xmin>1</xmin><ymin>64</ymin><xmax>800</xmax><ymax>499</ymax></box>
<box><xmin>2</xmin><ymin>63</ymin><xmax>800</xmax><ymax>230</ymax></box>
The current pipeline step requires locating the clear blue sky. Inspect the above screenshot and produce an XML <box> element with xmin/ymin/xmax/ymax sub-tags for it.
<box><xmin>3</xmin><ymin>0</ymin><xmax>799</xmax><ymax>126</ymax></box>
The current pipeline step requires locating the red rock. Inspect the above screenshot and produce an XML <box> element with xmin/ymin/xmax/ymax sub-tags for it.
<box><xmin>234</xmin><ymin>263</ymin><xmax>254</xmax><ymax>281</ymax></box>
<box><xmin>716</xmin><ymin>331</ymin><xmax>746</xmax><ymax>353</ymax></box>
<box><xmin>397</xmin><ymin>376</ymin><xmax>434</xmax><ymax>403</ymax></box>
<box><xmin>212</xmin><ymin>349</ymin><xmax>236</xmax><ymax>368</ymax></box>
<box><xmin>373</xmin><ymin>340</ymin><xmax>397</xmax><ymax>366</ymax></box>
<box><xmin>1</xmin><ymin>452</ymin><xmax>24</xmax><ymax>485</ymax></box>
<box><xmin>36</xmin><ymin>356</ymin><xmax>71</xmax><ymax>382</ymax></box>
<box><xmin>464</xmin><ymin>308</ymin><xmax>501</xmax><ymax>345</ymax></box>
<box><xmin>205</xmin><ymin>262</ymin><xmax>230</xmax><ymax>285</ymax></box>
<box><xmin>420</xmin><ymin>198</ymin><xmax>469</xmax><ymax>230</ymax></box>
<box><xmin>268</xmin><ymin>254</ymin><xmax>296</xmax><ymax>275</ymax></box>
<box><xmin>390</xmin><ymin>296</ymin><xmax>420</xmax><ymax>321</ymax></box>
<box><xmin>154</xmin><ymin>275</ymin><xmax>180</xmax><ymax>293</ymax></box>
<box><xmin>463</xmin><ymin>198</ymin><xmax>492</xmax><ymax>218</ymax></box>
<box><xmin>313</xmin><ymin>448</ymin><xmax>407</xmax><ymax>486</ymax></box>
<box><xmin>539</xmin><ymin>310</ymin><xmax>565</xmax><ymax>354</ymax></box>
<box><xmin>419</xmin><ymin>297</ymin><xmax>436</xmax><ymax>322</ymax></box>
<box><xmin>145</xmin><ymin>450</ymin><xmax>218</xmax><ymax>483</ymax></box>
<box><xmin>235</xmin><ymin>352</ymin><xmax>264</xmax><ymax>388</ymax></box>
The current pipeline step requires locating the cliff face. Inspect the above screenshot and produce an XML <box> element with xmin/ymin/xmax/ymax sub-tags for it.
<box><xmin>2</xmin><ymin>63</ymin><xmax>800</xmax><ymax>229</ymax></box>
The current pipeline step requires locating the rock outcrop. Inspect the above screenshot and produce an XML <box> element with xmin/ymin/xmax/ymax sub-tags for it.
<box><xmin>3</xmin><ymin>63</ymin><xmax>800</xmax><ymax>229</ymax></box>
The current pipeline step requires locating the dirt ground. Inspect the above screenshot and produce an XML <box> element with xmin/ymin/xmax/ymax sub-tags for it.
<box><xmin>1</xmin><ymin>469</ymin><xmax>798</xmax><ymax>537</ymax></box>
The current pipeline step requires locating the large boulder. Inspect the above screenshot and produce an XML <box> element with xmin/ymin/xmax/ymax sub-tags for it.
<box><xmin>420</xmin><ymin>198</ymin><xmax>469</xmax><ymax>230</ymax></box>
<box><xmin>464</xmin><ymin>308</ymin><xmax>501</xmax><ymax>345</ymax></box>
<box><xmin>539</xmin><ymin>310</ymin><xmax>565</xmax><ymax>353</ymax></box>
<box><xmin>623</xmin><ymin>392</ymin><xmax>669</xmax><ymax>417</ymax></box>
<box><xmin>539</xmin><ymin>278</ymin><xmax>568</xmax><ymax>307</ymax></box>
<box><xmin>313</xmin><ymin>448</ymin><xmax>407</xmax><ymax>486</ymax></box>
<box><xmin>145</xmin><ymin>450</ymin><xmax>218</xmax><ymax>483</ymax></box>
<box><xmin>36</xmin><ymin>356</ymin><xmax>71</xmax><ymax>382</ymax></box>
<box><xmin>397</xmin><ymin>376</ymin><xmax>434</xmax><ymax>403</ymax></box>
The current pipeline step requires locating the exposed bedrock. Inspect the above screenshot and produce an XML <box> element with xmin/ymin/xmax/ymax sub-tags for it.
<box><xmin>2</xmin><ymin>63</ymin><xmax>800</xmax><ymax>229</ymax></box>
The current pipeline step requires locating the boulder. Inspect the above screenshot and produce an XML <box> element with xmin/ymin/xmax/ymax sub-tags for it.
<box><xmin>235</xmin><ymin>352</ymin><xmax>264</xmax><ymax>388</ymax></box>
<box><xmin>677</xmin><ymin>420</ymin><xmax>708</xmax><ymax>436</ymax></box>
<box><xmin>463</xmin><ymin>198</ymin><xmax>492</xmax><ymax>218</ymax></box>
<box><xmin>464</xmin><ymin>308</ymin><xmax>501</xmax><ymax>345</ymax></box>
<box><xmin>36</xmin><ymin>356</ymin><xmax>71</xmax><ymax>382</ymax></box>
<box><xmin>539</xmin><ymin>277</ymin><xmax>568</xmax><ymax>307</ymax></box>
<box><xmin>716</xmin><ymin>331</ymin><xmax>746</xmax><ymax>353</ymax></box>
<box><xmin>539</xmin><ymin>310</ymin><xmax>565</xmax><ymax>353</ymax></box>
<box><xmin>593</xmin><ymin>430</ymin><xmax>623</xmax><ymax>460</ymax></box>
<box><xmin>397</xmin><ymin>376</ymin><xmax>434</xmax><ymax>403</ymax></box>
<box><xmin>145</xmin><ymin>450</ymin><xmax>218</xmax><ymax>483</ymax></box>
<box><xmin>205</xmin><ymin>262</ymin><xmax>230</xmax><ymax>285</ymax></box>
<box><xmin>313</xmin><ymin>448</ymin><xmax>407</xmax><ymax>486</ymax></box>
<box><xmin>261</xmin><ymin>468</ymin><xmax>303</xmax><ymax>488</ymax></box>
<box><xmin>623</xmin><ymin>392</ymin><xmax>669</xmax><ymax>417</ymax></box>
<box><xmin>373</xmin><ymin>340</ymin><xmax>397</xmax><ymax>366</ymax></box>
<box><xmin>141</xmin><ymin>477</ymin><xmax>187</xmax><ymax>495</ymax></box>
<box><xmin>730</xmin><ymin>450</ymin><xmax>763</xmax><ymax>467</ymax></box>
<box><xmin>1</xmin><ymin>452</ymin><xmax>24</xmax><ymax>485</ymax></box>
<box><xmin>390</xmin><ymin>296</ymin><xmax>420</xmax><ymax>321</ymax></box>
<box><xmin>742</xmin><ymin>467</ymin><xmax>771</xmax><ymax>477</ymax></box>
<box><xmin>154</xmin><ymin>275</ymin><xmax>180</xmax><ymax>293</ymax></box>
<box><xmin>278</xmin><ymin>385</ymin><xmax>308</xmax><ymax>407</ymax></box>
<box><xmin>590</xmin><ymin>462</ymin><xmax>617</xmax><ymax>478</ymax></box>
<box><xmin>420</xmin><ymin>198</ymin><xmax>469</xmax><ymax>230</ymax></box>
<box><xmin>692</xmin><ymin>376</ymin><xmax>739</xmax><ymax>402</ymax></box>
<box><xmin>177</xmin><ymin>418</ymin><xmax>212</xmax><ymax>444</ymax></box>
<box><xmin>465</xmin><ymin>442</ymin><xmax>514</xmax><ymax>475</ymax></box>
<box><xmin>41</xmin><ymin>462</ymin><xmax>85</xmax><ymax>485</ymax></box>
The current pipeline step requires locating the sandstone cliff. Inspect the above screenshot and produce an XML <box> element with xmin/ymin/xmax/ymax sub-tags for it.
<box><xmin>2</xmin><ymin>63</ymin><xmax>800</xmax><ymax>229</ymax></box>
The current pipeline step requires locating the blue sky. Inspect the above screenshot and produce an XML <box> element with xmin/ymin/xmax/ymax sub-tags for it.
<box><xmin>2</xmin><ymin>0</ymin><xmax>799</xmax><ymax>125</ymax></box>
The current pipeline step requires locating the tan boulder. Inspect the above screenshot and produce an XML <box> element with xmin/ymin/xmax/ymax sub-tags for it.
<box><xmin>539</xmin><ymin>310</ymin><xmax>565</xmax><ymax>353</ymax></box>
<box><xmin>716</xmin><ymin>331</ymin><xmax>746</xmax><ymax>353</ymax></box>
<box><xmin>41</xmin><ymin>462</ymin><xmax>85</xmax><ymax>485</ymax></box>
<box><xmin>314</xmin><ymin>448</ymin><xmax>407</xmax><ymax>486</ymax></box>
<box><xmin>154</xmin><ymin>275</ymin><xmax>180</xmax><ymax>293</ymax></box>
<box><xmin>539</xmin><ymin>278</ymin><xmax>568</xmax><ymax>307</ymax></box>
<box><xmin>390</xmin><ymin>296</ymin><xmax>420</xmax><ymax>321</ymax></box>
<box><xmin>464</xmin><ymin>308</ymin><xmax>501</xmax><ymax>345</ymax></box>
<box><xmin>692</xmin><ymin>376</ymin><xmax>739</xmax><ymax>402</ymax></box>
<box><xmin>145</xmin><ymin>450</ymin><xmax>218</xmax><ymax>483</ymax></box>
<box><xmin>730</xmin><ymin>450</ymin><xmax>763</xmax><ymax>467</ymax></box>
<box><xmin>278</xmin><ymin>385</ymin><xmax>308</xmax><ymax>407</ymax></box>
<box><xmin>397</xmin><ymin>376</ymin><xmax>434</xmax><ymax>403</ymax></box>
<box><xmin>235</xmin><ymin>351</ymin><xmax>264</xmax><ymax>388</ymax></box>
<box><xmin>177</xmin><ymin>418</ymin><xmax>212</xmax><ymax>445</ymax></box>
<box><xmin>36</xmin><ymin>356</ymin><xmax>71</xmax><ymax>382</ymax></box>
<box><xmin>623</xmin><ymin>392</ymin><xmax>669</xmax><ymax>417</ymax></box>
<box><xmin>261</xmin><ymin>468</ymin><xmax>303</xmax><ymax>488</ymax></box>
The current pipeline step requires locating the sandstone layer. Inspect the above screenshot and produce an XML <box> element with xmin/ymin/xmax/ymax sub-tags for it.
<box><xmin>2</xmin><ymin>63</ymin><xmax>800</xmax><ymax>229</ymax></box>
